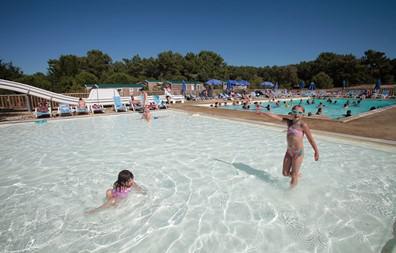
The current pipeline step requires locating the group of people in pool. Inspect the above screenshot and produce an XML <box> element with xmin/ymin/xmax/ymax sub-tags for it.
<box><xmin>88</xmin><ymin>104</ymin><xmax>319</xmax><ymax>214</ymax></box>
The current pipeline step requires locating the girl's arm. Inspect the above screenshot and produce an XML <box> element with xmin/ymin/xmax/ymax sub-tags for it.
<box><xmin>133</xmin><ymin>182</ymin><xmax>147</xmax><ymax>194</ymax></box>
<box><xmin>302</xmin><ymin>123</ymin><xmax>319</xmax><ymax>161</ymax></box>
<box><xmin>259</xmin><ymin>111</ymin><xmax>284</xmax><ymax>121</ymax></box>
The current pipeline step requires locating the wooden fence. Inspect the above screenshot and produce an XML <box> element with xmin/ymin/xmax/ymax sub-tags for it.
<box><xmin>0</xmin><ymin>93</ymin><xmax>90</xmax><ymax>111</ymax></box>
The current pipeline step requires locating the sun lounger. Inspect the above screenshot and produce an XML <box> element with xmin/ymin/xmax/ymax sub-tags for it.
<box><xmin>34</xmin><ymin>109</ymin><xmax>51</xmax><ymax>118</ymax></box>
<box><xmin>90</xmin><ymin>104</ymin><xmax>105</xmax><ymax>113</ymax></box>
<box><xmin>75</xmin><ymin>106</ymin><xmax>89</xmax><ymax>115</ymax></box>
<box><xmin>58</xmin><ymin>104</ymin><xmax>72</xmax><ymax>116</ymax></box>
<box><xmin>169</xmin><ymin>95</ymin><xmax>185</xmax><ymax>104</ymax></box>
<box><xmin>153</xmin><ymin>95</ymin><xmax>167</xmax><ymax>109</ymax></box>
<box><xmin>113</xmin><ymin>96</ymin><xmax>128</xmax><ymax>112</ymax></box>
<box><xmin>33</xmin><ymin>102</ymin><xmax>51</xmax><ymax>118</ymax></box>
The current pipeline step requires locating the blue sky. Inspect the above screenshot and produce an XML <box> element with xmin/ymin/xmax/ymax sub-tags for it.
<box><xmin>0</xmin><ymin>0</ymin><xmax>395</xmax><ymax>74</ymax></box>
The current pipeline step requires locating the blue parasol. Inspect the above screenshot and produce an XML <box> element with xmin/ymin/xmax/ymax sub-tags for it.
<box><xmin>205</xmin><ymin>79</ymin><xmax>223</xmax><ymax>86</ymax></box>
<box><xmin>226</xmin><ymin>80</ymin><xmax>237</xmax><ymax>90</ymax></box>
<box><xmin>237</xmin><ymin>80</ymin><xmax>250</xmax><ymax>86</ymax></box>
<box><xmin>308</xmin><ymin>82</ymin><xmax>316</xmax><ymax>90</ymax></box>
<box><xmin>260</xmin><ymin>81</ymin><xmax>274</xmax><ymax>88</ymax></box>
<box><xmin>299</xmin><ymin>81</ymin><xmax>305</xmax><ymax>89</ymax></box>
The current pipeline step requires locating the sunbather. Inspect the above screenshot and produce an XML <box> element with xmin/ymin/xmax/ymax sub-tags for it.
<box><xmin>78</xmin><ymin>98</ymin><xmax>86</xmax><ymax>109</ymax></box>
<box><xmin>37</xmin><ymin>102</ymin><xmax>48</xmax><ymax>112</ymax></box>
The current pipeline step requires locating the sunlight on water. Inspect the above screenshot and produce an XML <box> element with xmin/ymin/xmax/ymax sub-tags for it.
<box><xmin>0</xmin><ymin>111</ymin><xmax>395</xmax><ymax>253</ymax></box>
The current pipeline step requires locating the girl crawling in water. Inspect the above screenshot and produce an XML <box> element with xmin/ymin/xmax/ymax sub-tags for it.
<box><xmin>87</xmin><ymin>170</ymin><xmax>145</xmax><ymax>214</ymax></box>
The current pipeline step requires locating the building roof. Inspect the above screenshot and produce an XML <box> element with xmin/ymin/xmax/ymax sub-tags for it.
<box><xmin>85</xmin><ymin>83</ymin><xmax>144</xmax><ymax>89</ymax></box>
<box><xmin>144</xmin><ymin>80</ymin><xmax>163</xmax><ymax>83</ymax></box>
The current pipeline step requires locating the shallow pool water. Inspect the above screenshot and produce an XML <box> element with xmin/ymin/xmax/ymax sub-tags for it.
<box><xmin>0</xmin><ymin>111</ymin><xmax>395</xmax><ymax>253</ymax></box>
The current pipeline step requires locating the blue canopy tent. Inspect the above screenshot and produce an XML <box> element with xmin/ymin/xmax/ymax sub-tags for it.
<box><xmin>299</xmin><ymin>81</ymin><xmax>305</xmax><ymax>89</ymax></box>
<box><xmin>308</xmin><ymin>82</ymin><xmax>316</xmax><ymax>90</ymax></box>
<box><xmin>374</xmin><ymin>79</ymin><xmax>381</xmax><ymax>90</ymax></box>
<box><xmin>260</xmin><ymin>81</ymin><xmax>274</xmax><ymax>88</ymax></box>
<box><xmin>181</xmin><ymin>80</ymin><xmax>187</xmax><ymax>96</ymax></box>
<box><xmin>226</xmin><ymin>80</ymin><xmax>238</xmax><ymax>90</ymax></box>
<box><xmin>237</xmin><ymin>80</ymin><xmax>250</xmax><ymax>86</ymax></box>
<box><xmin>205</xmin><ymin>79</ymin><xmax>223</xmax><ymax>86</ymax></box>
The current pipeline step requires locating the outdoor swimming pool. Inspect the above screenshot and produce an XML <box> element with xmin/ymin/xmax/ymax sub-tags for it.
<box><xmin>0</xmin><ymin>111</ymin><xmax>395</xmax><ymax>253</ymax></box>
<box><xmin>220</xmin><ymin>98</ymin><xmax>396</xmax><ymax>119</ymax></box>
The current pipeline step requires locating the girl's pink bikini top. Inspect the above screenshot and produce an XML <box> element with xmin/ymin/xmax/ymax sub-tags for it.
<box><xmin>287</xmin><ymin>120</ymin><xmax>304</xmax><ymax>137</ymax></box>
<box><xmin>112</xmin><ymin>187</ymin><xmax>131</xmax><ymax>198</ymax></box>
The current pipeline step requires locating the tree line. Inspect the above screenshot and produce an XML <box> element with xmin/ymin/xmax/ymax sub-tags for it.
<box><xmin>1</xmin><ymin>49</ymin><xmax>395</xmax><ymax>93</ymax></box>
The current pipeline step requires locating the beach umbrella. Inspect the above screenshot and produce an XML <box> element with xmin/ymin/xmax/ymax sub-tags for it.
<box><xmin>181</xmin><ymin>80</ymin><xmax>187</xmax><ymax>95</ymax></box>
<box><xmin>226</xmin><ymin>80</ymin><xmax>237</xmax><ymax>90</ymax></box>
<box><xmin>238</xmin><ymin>80</ymin><xmax>250</xmax><ymax>86</ymax></box>
<box><xmin>299</xmin><ymin>81</ymin><xmax>305</xmax><ymax>89</ymax></box>
<box><xmin>260</xmin><ymin>81</ymin><xmax>274</xmax><ymax>88</ymax></box>
<box><xmin>374</xmin><ymin>79</ymin><xmax>381</xmax><ymax>90</ymax></box>
<box><xmin>308</xmin><ymin>82</ymin><xmax>316</xmax><ymax>90</ymax></box>
<box><xmin>205</xmin><ymin>79</ymin><xmax>223</xmax><ymax>86</ymax></box>
<box><xmin>274</xmin><ymin>82</ymin><xmax>279</xmax><ymax>90</ymax></box>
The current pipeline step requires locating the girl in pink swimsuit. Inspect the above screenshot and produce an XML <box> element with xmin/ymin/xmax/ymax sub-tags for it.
<box><xmin>259</xmin><ymin>105</ymin><xmax>319</xmax><ymax>188</ymax></box>
<box><xmin>87</xmin><ymin>170</ymin><xmax>144</xmax><ymax>214</ymax></box>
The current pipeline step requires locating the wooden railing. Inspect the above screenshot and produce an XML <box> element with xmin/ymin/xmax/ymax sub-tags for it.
<box><xmin>0</xmin><ymin>93</ymin><xmax>89</xmax><ymax>111</ymax></box>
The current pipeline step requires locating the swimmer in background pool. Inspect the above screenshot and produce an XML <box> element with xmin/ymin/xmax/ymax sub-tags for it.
<box><xmin>258</xmin><ymin>105</ymin><xmax>319</xmax><ymax>188</ymax></box>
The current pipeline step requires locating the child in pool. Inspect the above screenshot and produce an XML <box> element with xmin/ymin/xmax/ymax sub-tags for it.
<box><xmin>87</xmin><ymin>170</ymin><xmax>144</xmax><ymax>213</ymax></box>
<box><xmin>142</xmin><ymin>106</ymin><xmax>152</xmax><ymax>123</ymax></box>
<box><xmin>259</xmin><ymin>105</ymin><xmax>319</xmax><ymax>188</ymax></box>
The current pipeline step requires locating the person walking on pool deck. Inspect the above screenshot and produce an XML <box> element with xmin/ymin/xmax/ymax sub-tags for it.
<box><xmin>258</xmin><ymin>105</ymin><xmax>319</xmax><ymax>188</ymax></box>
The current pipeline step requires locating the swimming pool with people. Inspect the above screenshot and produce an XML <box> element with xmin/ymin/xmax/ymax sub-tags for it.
<box><xmin>218</xmin><ymin>98</ymin><xmax>396</xmax><ymax>119</ymax></box>
<box><xmin>0</xmin><ymin>111</ymin><xmax>395</xmax><ymax>252</ymax></box>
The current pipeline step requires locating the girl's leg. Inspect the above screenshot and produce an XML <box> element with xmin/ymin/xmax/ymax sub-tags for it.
<box><xmin>282</xmin><ymin>152</ymin><xmax>292</xmax><ymax>176</ymax></box>
<box><xmin>106</xmin><ymin>189</ymin><xmax>113</xmax><ymax>200</ymax></box>
<box><xmin>290</xmin><ymin>155</ymin><xmax>304</xmax><ymax>188</ymax></box>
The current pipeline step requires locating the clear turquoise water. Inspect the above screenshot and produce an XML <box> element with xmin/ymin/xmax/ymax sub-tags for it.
<box><xmin>221</xmin><ymin>99</ymin><xmax>396</xmax><ymax>119</ymax></box>
<box><xmin>0</xmin><ymin>111</ymin><xmax>395</xmax><ymax>252</ymax></box>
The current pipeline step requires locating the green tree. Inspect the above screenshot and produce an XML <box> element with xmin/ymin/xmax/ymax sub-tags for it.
<box><xmin>196</xmin><ymin>51</ymin><xmax>226</xmax><ymax>81</ymax></box>
<box><xmin>16</xmin><ymin>73</ymin><xmax>52</xmax><ymax>91</ymax></box>
<box><xmin>75</xmin><ymin>71</ymin><xmax>99</xmax><ymax>86</ymax></box>
<box><xmin>157</xmin><ymin>51</ymin><xmax>185</xmax><ymax>80</ymax></box>
<box><xmin>312</xmin><ymin>72</ymin><xmax>333</xmax><ymax>89</ymax></box>
<box><xmin>48</xmin><ymin>55</ymin><xmax>82</xmax><ymax>79</ymax></box>
<box><xmin>103</xmin><ymin>72</ymin><xmax>133</xmax><ymax>83</ymax></box>
<box><xmin>0</xmin><ymin>60</ymin><xmax>23</xmax><ymax>80</ymax></box>
<box><xmin>362</xmin><ymin>50</ymin><xmax>393</xmax><ymax>83</ymax></box>
<box><xmin>82</xmin><ymin>50</ymin><xmax>112</xmax><ymax>81</ymax></box>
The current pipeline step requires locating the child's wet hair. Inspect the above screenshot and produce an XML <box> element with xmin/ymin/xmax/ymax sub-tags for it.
<box><xmin>292</xmin><ymin>105</ymin><xmax>305</xmax><ymax>112</ymax></box>
<box><xmin>114</xmin><ymin>170</ymin><xmax>134</xmax><ymax>191</ymax></box>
